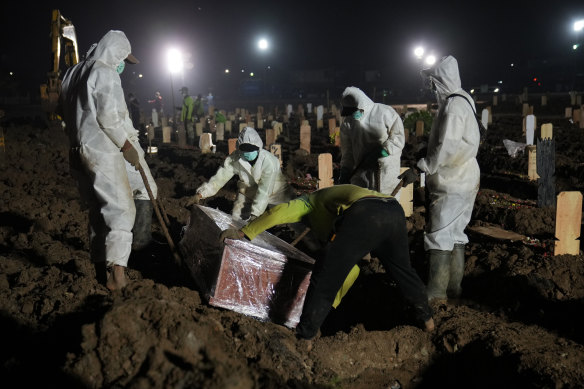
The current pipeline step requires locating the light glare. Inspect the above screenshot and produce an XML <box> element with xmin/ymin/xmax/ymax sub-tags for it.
<box><xmin>425</xmin><ymin>55</ymin><xmax>437</xmax><ymax>66</ymax></box>
<box><xmin>574</xmin><ymin>20</ymin><xmax>584</xmax><ymax>31</ymax></box>
<box><xmin>414</xmin><ymin>47</ymin><xmax>424</xmax><ymax>58</ymax></box>
<box><xmin>167</xmin><ymin>48</ymin><xmax>183</xmax><ymax>74</ymax></box>
<box><xmin>258</xmin><ymin>38</ymin><xmax>268</xmax><ymax>50</ymax></box>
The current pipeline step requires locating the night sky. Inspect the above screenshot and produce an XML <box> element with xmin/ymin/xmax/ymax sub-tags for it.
<box><xmin>2</xmin><ymin>0</ymin><xmax>584</xmax><ymax>103</ymax></box>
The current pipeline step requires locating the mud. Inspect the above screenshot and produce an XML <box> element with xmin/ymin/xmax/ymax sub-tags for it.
<box><xmin>1</xmin><ymin>97</ymin><xmax>583</xmax><ymax>388</ymax></box>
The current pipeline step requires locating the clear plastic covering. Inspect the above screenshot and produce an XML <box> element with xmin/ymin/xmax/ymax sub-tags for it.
<box><xmin>503</xmin><ymin>139</ymin><xmax>526</xmax><ymax>158</ymax></box>
<box><xmin>179</xmin><ymin>205</ymin><xmax>314</xmax><ymax>328</ymax></box>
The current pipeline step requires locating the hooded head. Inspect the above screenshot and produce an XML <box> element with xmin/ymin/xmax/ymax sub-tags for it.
<box><xmin>421</xmin><ymin>55</ymin><xmax>462</xmax><ymax>99</ymax></box>
<box><xmin>180</xmin><ymin>87</ymin><xmax>189</xmax><ymax>95</ymax></box>
<box><xmin>237</xmin><ymin>127</ymin><xmax>263</xmax><ymax>150</ymax></box>
<box><xmin>90</xmin><ymin>30</ymin><xmax>138</xmax><ymax>69</ymax></box>
<box><xmin>340</xmin><ymin>87</ymin><xmax>374</xmax><ymax>116</ymax></box>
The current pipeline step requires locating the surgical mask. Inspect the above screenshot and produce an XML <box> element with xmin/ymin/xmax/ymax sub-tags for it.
<box><xmin>352</xmin><ymin>110</ymin><xmax>363</xmax><ymax>120</ymax></box>
<box><xmin>242</xmin><ymin>150</ymin><xmax>258</xmax><ymax>161</ymax></box>
<box><xmin>116</xmin><ymin>61</ymin><xmax>125</xmax><ymax>74</ymax></box>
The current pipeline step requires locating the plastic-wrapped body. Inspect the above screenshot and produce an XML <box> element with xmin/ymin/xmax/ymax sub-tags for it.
<box><xmin>179</xmin><ymin>205</ymin><xmax>314</xmax><ymax>328</ymax></box>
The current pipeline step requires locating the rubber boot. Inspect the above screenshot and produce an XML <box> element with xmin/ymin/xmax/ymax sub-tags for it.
<box><xmin>447</xmin><ymin>244</ymin><xmax>465</xmax><ymax>298</ymax></box>
<box><xmin>132</xmin><ymin>199</ymin><xmax>153</xmax><ymax>251</ymax></box>
<box><xmin>426</xmin><ymin>249</ymin><xmax>451</xmax><ymax>302</ymax></box>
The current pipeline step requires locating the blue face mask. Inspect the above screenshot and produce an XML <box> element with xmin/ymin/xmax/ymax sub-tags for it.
<box><xmin>116</xmin><ymin>61</ymin><xmax>126</xmax><ymax>74</ymax></box>
<box><xmin>242</xmin><ymin>150</ymin><xmax>258</xmax><ymax>161</ymax></box>
<box><xmin>352</xmin><ymin>110</ymin><xmax>363</xmax><ymax>120</ymax></box>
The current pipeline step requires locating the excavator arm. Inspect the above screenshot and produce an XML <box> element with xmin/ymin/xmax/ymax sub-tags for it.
<box><xmin>40</xmin><ymin>9</ymin><xmax>79</xmax><ymax>121</ymax></box>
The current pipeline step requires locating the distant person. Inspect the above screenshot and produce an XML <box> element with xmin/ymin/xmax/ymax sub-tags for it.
<box><xmin>219</xmin><ymin>184</ymin><xmax>435</xmax><ymax>341</ymax></box>
<box><xmin>179</xmin><ymin>87</ymin><xmax>195</xmax><ymax>144</ymax></box>
<box><xmin>339</xmin><ymin>87</ymin><xmax>405</xmax><ymax>198</ymax></box>
<box><xmin>193</xmin><ymin>94</ymin><xmax>204</xmax><ymax>121</ymax></box>
<box><xmin>187</xmin><ymin>127</ymin><xmax>295</xmax><ymax>221</ymax></box>
<box><xmin>148</xmin><ymin>91</ymin><xmax>163</xmax><ymax>127</ymax></box>
<box><xmin>205</xmin><ymin>92</ymin><xmax>214</xmax><ymax>113</ymax></box>
<box><xmin>408</xmin><ymin>55</ymin><xmax>480</xmax><ymax>302</ymax></box>
<box><xmin>60</xmin><ymin>30</ymin><xmax>158</xmax><ymax>291</ymax></box>
<box><xmin>214</xmin><ymin>110</ymin><xmax>227</xmax><ymax>124</ymax></box>
<box><xmin>127</xmin><ymin>92</ymin><xmax>141</xmax><ymax>130</ymax></box>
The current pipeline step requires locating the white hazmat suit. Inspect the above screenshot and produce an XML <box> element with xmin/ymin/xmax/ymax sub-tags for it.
<box><xmin>196</xmin><ymin>127</ymin><xmax>295</xmax><ymax>220</ymax></box>
<box><xmin>339</xmin><ymin>87</ymin><xmax>405</xmax><ymax>196</ymax></box>
<box><xmin>417</xmin><ymin>55</ymin><xmax>480</xmax><ymax>252</ymax></box>
<box><xmin>61</xmin><ymin>30</ymin><xmax>158</xmax><ymax>268</ymax></box>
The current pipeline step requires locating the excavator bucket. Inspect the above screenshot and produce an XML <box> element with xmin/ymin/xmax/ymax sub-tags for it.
<box><xmin>179</xmin><ymin>205</ymin><xmax>314</xmax><ymax>328</ymax></box>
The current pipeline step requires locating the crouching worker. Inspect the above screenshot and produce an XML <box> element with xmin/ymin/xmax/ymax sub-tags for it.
<box><xmin>187</xmin><ymin>127</ymin><xmax>295</xmax><ymax>221</ymax></box>
<box><xmin>219</xmin><ymin>184</ymin><xmax>435</xmax><ymax>340</ymax></box>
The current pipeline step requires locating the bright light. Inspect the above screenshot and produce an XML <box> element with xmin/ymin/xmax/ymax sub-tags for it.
<box><xmin>510</xmin><ymin>63</ymin><xmax>514</xmax><ymax>67</ymax></box>
<box><xmin>574</xmin><ymin>20</ymin><xmax>584</xmax><ymax>31</ymax></box>
<box><xmin>258</xmin><ymin>38</ymin><xmax>268</xmax><ymax>50</ymax></box>
<box><xmin>414</xmin><ymin>47</ymin><xmax>425</xmax><ymax>58</ymax></box>
<box><xmin>166</xmin><ymin>48</ymin><xmax>183</xmax><ymax>74</ymax></box>
<box><xmin>424</xmin><ymin>55</ymin><xmax>437</xmax><ymax>66</ymax></box>
<box><xmin>250</xmin><ymin>72</ymin><xmax>254</xmax><ymax>77</ymax></box>
<box><xmin>493</xmin><ymin>88</ymin><xmax>500</xmax><ymax>93</ymax></box>
<box><xmin>225</xmin><ymin>69</ymin><xmax>230</xmax><ymax>73</ymax></box>
<box><xmin>138</xmin><ymin>74</ymin><xmax>143</xmax><ymax>78</ymax></box>
<box><xmin>573</xmin><ymin>44</ymin><xmax>580</xmax><ymax>50</ymax></box>
<box><xmin>9</xmin><ymin>71</ymin><xmax>13</xmax><ymax>76</ymax></box>
<box><xmin>470</xmin><ymin>89</ymin><xmax>475</xmax><ymax>94</ymax></box>
<box><xmin>498</xmin><ymin>80</ymin><xmax>503</xmax><ymax>84</ymax></box>
<box><xmin>241</xmin><ymin>69</ymin><xmax>245</xmax><ymax>73</ymax></box>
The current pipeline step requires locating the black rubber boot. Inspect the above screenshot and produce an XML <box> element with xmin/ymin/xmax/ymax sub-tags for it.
<box><xmin>426</xmin><ymin>249</ymin><xmax>451</xmax><ymax>302</ymax></box>
<box><xmin>447</xmin><ymin>244</ymin><xmax>465</xmax><ymax>298</ymax></box>
<box><xmin>132</xmin><ymin>199</ymin><xmax>153</xmax><ymax>251</ymax></box>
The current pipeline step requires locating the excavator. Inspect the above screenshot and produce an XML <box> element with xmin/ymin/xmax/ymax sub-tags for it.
<box><xmin>40</xmin><ymin>9</ymin><xmax>79</xmax><ymax>122</ymax></box>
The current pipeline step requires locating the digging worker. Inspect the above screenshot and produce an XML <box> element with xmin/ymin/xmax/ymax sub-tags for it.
<box><xmin>339</xmin><ymin>87</ymin><xmax>405</xmax><ymax>199</ymax></box>
<box><xmin>60</xmin><ymin>30</ymin><xmax>158</xmax><ymax>291</ymax></box>
<box><xmin>187</xmin><ymin>127</ymin><xmax>295</xmax><ymax>221</ymax></box>
<box><xmin>179</xmin><ymin>87</ymin><xmax>195</xmax><ymax>145</ymax></box>
<box><xmin>402</xmin><ymin>55</ymin><xmax>480</xmax><ymax>302</ymax></box>
<box><xmin>219</xmin><ymin>184</ymin><xmax>435</xmax><ymax>340</ymax></box>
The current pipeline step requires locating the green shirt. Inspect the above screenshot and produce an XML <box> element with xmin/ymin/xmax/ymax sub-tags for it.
<box><xmin>241</xmin><ymin>185</ymin><xmax>391</xmax><ymax>243</ymax></box>
<box><xmin>181</xmin><ymin>96</ymin><xmax>195</xmax><ymax>122</ymax></box>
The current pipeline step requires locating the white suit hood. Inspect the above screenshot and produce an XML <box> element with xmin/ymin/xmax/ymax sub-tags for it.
<box><xmin>237</xmin><ymin>127</ymin><xmax>263</xmax><ymax>149</ymax></box>
<box><xmin>422</xmin><ymin>55</ymin><xmax>463</xmax><ymax>102</ymax></box>
<box><xmin>341</xmin><ymin>87</ymin><xmax>375</xmax><ymax>112</ymax></box>
<box><xmin>90</xmin><ymin>30</ymin><xmax>132</xmax><ymax>68</ymax></box>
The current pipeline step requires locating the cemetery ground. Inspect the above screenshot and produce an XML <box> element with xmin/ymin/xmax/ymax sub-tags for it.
<box><xmin>1</xmin><ymin>97</ymin><xmax>584</xmax><ymax>388</ymax></box>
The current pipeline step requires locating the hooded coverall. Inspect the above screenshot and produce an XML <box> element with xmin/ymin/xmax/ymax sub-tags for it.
<box><xmin>61</xmin><ymin>30</ymin><xmax>158</xmax><ymax>268</ymax></box>
<box><xmin>181</xmin><ymin>94</ymin><xmax>195</xmax><ymax>143</ymax></box>
<box><xmin>241</xmin><ymin>185</ymin><xmax>433</xmax><ymax>340</ymax></box>
<box><xmin>196</xmin><ymin>127</ymin><xmax>295</xmax><ymax>220</ymax></box>
<box><xmin>339</xmin><ymin>87</ymin><xmax>405</xmax><ymax>197</ymax></box>
<box><xmin>417</xmin><ymin>56</ymin><xmax>480</xmax><ymax>251</ymax></box>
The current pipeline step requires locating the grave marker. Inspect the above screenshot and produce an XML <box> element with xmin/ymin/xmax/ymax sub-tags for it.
<box><xmin>536</xmin><ymin>138</ymin><xmax>555</xmax><ymax>207</ymax></box>
<box><xmin>300</xmin><ymin>125</ymin><xmax>311</xmax><ymax>154</ymax></box>
<box><xmin>481</xmin><ymin>109</ymin><xmax>489</xmax><ymax>130</ymax></box>
<box><xmin>265</xmin><ymin>129</ymin><xmax>276</xmax><ymax>149</ymax></box>
<box><xmin>487</xmin><ymin>106</ymin><xmax>492</xmax><ymax>124</ymax></box>
<box><xmin>569</xmin><ymin>91</ymin><xmax>576</xmax><ymax>105</ymax></box>
<box><xmin>228</xmin><ymin>138</ymin><xmax>237</xmax><ymax>155</ymax></box>
<box><xmin>541</xmin><ymin>95</ymin><xmax>547</xmax><ymax>106</ymax></box>
<box><xmin>415</xmin><ymin>120</ymin><xmax>424</xmax><ymax>137</ymax></box>
<box><xmin>316</xmin><ymin>105</ymin><xmax>324</xmax><ymax>121</ymax></box>
<box><xmin>318</xmin><ymin>153</ymin><xmax>334</xmax><ymax>189</ymax></box>
<box><xmin>177</xmin><ymin>125</ymin><xmax>187</xmax><ymax>148</ymax></box>
<box><xmin>565</xmin><ymin>107</ymin><xmax>572</xmax><ymax>118</ymax></box>
<box><xmin>328</xmin><ymin>118</ymin><xmax>336</xmax><ymax>131</ymax></box>
<box><xmin>301</xmin><ymin>119</ymin><xmax>309</xmax><ymax>127</ymax></box>
<box><xmin>239</xmin><ymin>123</ymin><xmax>247</xmax><ymax>133</ymax></box>
<box><xmin>273</xmin><ymin>122</ymin><xmax>283</xmax><ymax>137</ymax></box>
<box><xmin>162</xmin><ymin>126</ymin><xmax>171</xmax><ymax>143</ymax></box>
<box><xmin>554</xmin><ymin>191</ymin><xmax>583</xmax><ymax>256</ymax></box>
<box><xmin>522</xmin><ymin>103</ymin><xmax>530</xmax><ymax>116</ymax></box>
<box><xmin>199</xmin><ymin>133</ymin><xmax>214</xmax><ymax>153</ymax></box>
<box><xmin>577</xmin><ymin>95</ymin><xmax>582</xmax><ymax>106</ymax></box>
<box><xmin>196</xmin><ymin>123</ymin><xmax>203</xmax><ymax>136</ymax></box>
<box><xmin>257</xmin><ymin>118</ymin><xmax>264</xmax><ymax>129</ymax></box>
<box><xmin>225</xmin><ymin>120</ymin><xmax>232</xmax><ymax>132</ymax></box>
<box><xmin>398</xmin><ymin>167</ymin><xmax>413</xmax><ymax>217</ymax></box>
<box><xmin>216</xmin><ymin>123</ymin><xmax>225</xmax><ymax>141</ymax></box>
<box><xmin>270</xmin><ymin>144</ymin><xmax>282</xmax><ymax>167</ymax></box>
<box><xmin>540</xmin><ymin>123</ymin><xmax>553</xmax><ymax>140</ymax></box>
<box><xmin>525</xmin><ymin>114</ymin><xmax>535</xmax><ymax>145</ymax></box>
<box><xmin>317</xmin><ymin>119</ymin><xmax>323</xmax><ymax>129</ymax></box>
<box><xmin>573</xmin><ymin>108</ymin><xmax>581</xmax><ymax>124</ymax></box>
<box><xmin>492</xmin><ymin>95</ymin><xmax>498</xmax><ymax>106</ymax></box>
<box><xmin>527</xmin><ymin>145</ymin><xmax>538</xmax><ymax>181</ymax></box>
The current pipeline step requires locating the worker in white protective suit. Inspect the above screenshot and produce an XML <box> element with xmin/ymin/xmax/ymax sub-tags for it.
<box><xmin>187</xmin><ymin>127</ymin><xmax>295</xmax><ymax>221</ymax></box>
<box><xmin>338</xmin><ymin>87</ymin><xmax>405</xmax><ymax>198</ymax></box>
<box><xmin>60</xmin><ymin>30</ymin><xmax>158</xmax><ymax>291</ymax></box>
<box><xmin>414</xmin><ymin>55</ymin><xmax>480</xmax><ymax>302</ymax></box>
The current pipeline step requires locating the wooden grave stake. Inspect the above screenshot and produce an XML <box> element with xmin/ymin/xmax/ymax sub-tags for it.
<box><xmin>398</xmin><ymin>167</ymin><xmax>414</xmax><ymax>217</ymax></box>
<box><xmin>554</xmin><ymin>191</ymin><xmax>583</xmax><ymax>256</ymax></box>
<box><xmin>235</xmin><ymin>108</ymin><xmax>241</xmax><ymax>115</ymax></box>
<box><xmin>492</xmin><ymin>95</ymin><xmax>498</xmax><ymax>106</ymax></box>
<box><xmin>247</xmin><ymin>121</ymin><xmax>254</xmax><ymax>128</ymax></box>
<box><xmin>565</xmin><ymin>107</ymin><xmax>572</xmax><ymax>118</ymax></box>
<box><xmin>228</xmin><ymin>138</ymin><xmax>237</xmax><ymax>155</ymax></box>
<box><xmin>270</xmin><ymin>144</ymin><xmax>282</xmax><ymax>167</ymax></box>
<box><xmin>522</xmin><ymin>103</ymin><xmax>530</xmax><ymax>117</ymax></box>
<box><xmin>481</xmin><ymin>109</ymin><xmax>489</xmax><ymax>130</ymax></box>
<box><xmin>177</xmin><ymin>124</ymin><xmax>187</xmax><ymax>148</ymax></box>
<box><xmin>415</xmin><ymin>120</ymin><xmax>424</xmax><ymax>137</ymax></box>
<box><xmin>300</xmin><ymin>125</ymin><xmax>311</xmax><ymax>154</ymax></box>
<box><xmin>225</xmin><ymin>120</ymin><xmax>232</xmax><ymax>132</ymax></box>
<box><xmin>229</xmin><ymin>114</ymin><xmax>236</xmax><ymax>121</ymax></box>
<box><xmin>569</xmin><ymin>91</ymin><xmax>576</xmax><ymax>106</ymax></box>
<box><xmin>525</xmin><ymin>114</ymin><xmax>535</xmax><ymax>144</ymax></box>
<box><xmin>541</xmin><ymin>95</ymin><xmax>547</xmax><ymax>106</ymax></box>
<box><xmin>318</xmin><ymin>153</ymin><xmax>334</xmax><ymax>189</ymax></box>
<box><xmin>195</xmin><ymin>123</ymin><xmax>203</xmax><ymax>136</ymax></box>
<box><xmin>328</xmin><ymin>118</ymin><xmax>336</xmax><ymax>131</ymax></box>
<box><xmin>301</xmin><ymin>119</ymin><xmax>309</xmax><ymax>127</ymax></box>
<box><xmin>540</xmin><ymin>123</ymin><xmax>553</xmax><ymax>140</ymax></box>
<box><xmin>257</xmin><ymin>118</ymin><xmax>264</xmax><ymax>129</ymax></box>
<box><xmin>265</xmin><ymin>129</ymin><xmax>276</xmax><ymax>149</ymax></box>
<box><xmin>273</xmin><ymin>122</ymin><xmax>283</xmax><ymax>137</ymax></box>
<box><xmin>162</xmin><ymin>126</ymin><xmax>172</xmax><ymax>143</ymax></box>
<box><xmin>536</xmin><ymin>138</ymin><xmax>555</xmax><ymax>207</ymax></box>
<box><xmin>317</xmin><ymin>119</ymin><xmax>324</xmax><ymax>130</ymax></box>
<box><xmin>527</xmin><ymin>145</ymin><xmax>539</xmax><ymax>181</ymax></box>
<box><xmin>209</xmin><ymin>106</ymin><xmax>215</xmax><ymax>116</ymax></box>
<box><xmin>239</xmin><ymin>122</ymin><xmax>247</xmax><ymax>133</ymax></box>
<box><xmin>216</xmin><ymin>122</ymin><xmax>225</xmax><ymax>141</ymax></box>
<box><xmin>199</xmin><ymin>133</ymin><xmax>214</xmax><ymax>153</ymax></box>
<box><xmin>572</xmin><ymin>108</ymin><xmax>581</xmax><ymax>124</ymax></box>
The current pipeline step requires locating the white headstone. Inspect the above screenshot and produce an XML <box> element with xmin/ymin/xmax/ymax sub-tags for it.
<box><xmin>481</xmin><ymin>109</ymin><xmax>489</xmax><ymax>130</ymax></box>
<box><xmin>316</xmin><ymin>105</ymin><xmax>324</xmax><ymax>121</ymax></box>
<box><xmin>306</xmin><ymin>103</ymin><xmax>312</xmax><ymax>113</ymax></box>
<box><xmin>526</xmin><ymin>114</ymin><xmax>535</xmax><ymax>145</ymax></box>
<box><xmin>286</xmin><ymin>104</ymin><xmax>293</xmax><ymax>118</ymax></box>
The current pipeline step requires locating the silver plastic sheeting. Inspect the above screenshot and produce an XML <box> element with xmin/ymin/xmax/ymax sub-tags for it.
<box><xmin>179</xmin><ymin>205</ymin><xmax>314</xmax><ymax>328</ymax></box>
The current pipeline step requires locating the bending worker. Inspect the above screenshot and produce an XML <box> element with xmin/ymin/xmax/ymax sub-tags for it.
<box><xmin>60</xmin><ymin>30</ymin><xmax>158</xmax><ymax>291</ymax></box>
<box><xmin>409</xmin><ymin>55</ymin><xmax>480</xmax><ymax>302</ymax></box>
<box><xmin>339</xmin><ymin>87</ymin><xmax>405</xmax><ymax>198</ymax></box>
<box><xmin>187</xmin><ymin>127</ymin><xmax>295</xmax><ymax>221</ymax></box>
<box><xmin>219</xmin><ymin>184</ymin><xmax>435</xmax><ymax>340</ymax></box>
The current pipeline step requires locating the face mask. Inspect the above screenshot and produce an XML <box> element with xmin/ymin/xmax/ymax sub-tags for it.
<box><xmin>242</xmin><ymin>150</ymin><xmax>258</xmax><ymax>162</ymax></box>
<box><xmin>116</xmin><ymin>61</ymin><xmax>126</xmax><ymax>74</ymax></box>
<box><xmin>352</xmin><ymin>110</ymin><xmax>363</xmax><ymax>120</ymax></box>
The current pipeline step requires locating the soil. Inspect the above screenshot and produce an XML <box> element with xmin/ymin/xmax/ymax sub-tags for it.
<box><xmin>1</xmin><ymin>96</ymin><xmax>583</xmax><ymax>388</ymax></box>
